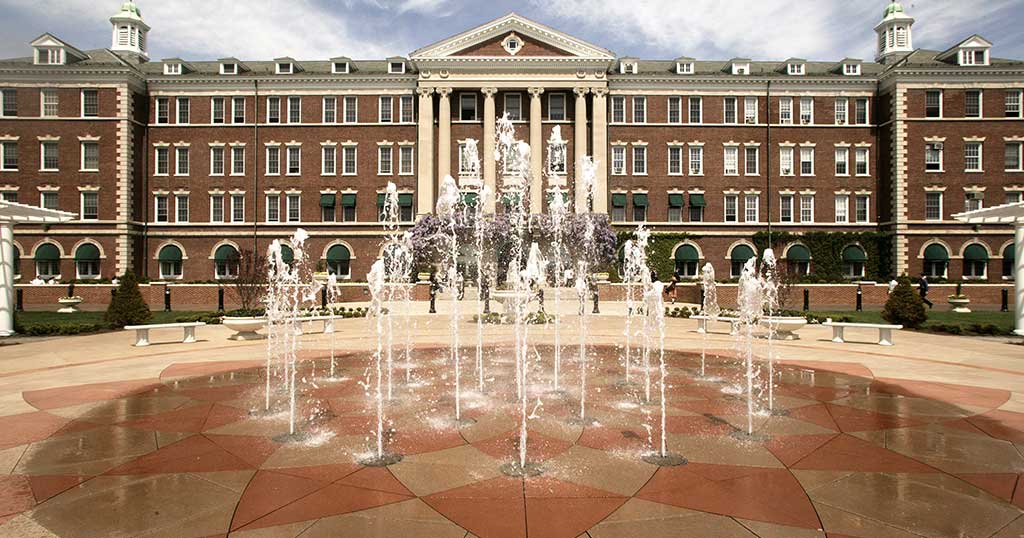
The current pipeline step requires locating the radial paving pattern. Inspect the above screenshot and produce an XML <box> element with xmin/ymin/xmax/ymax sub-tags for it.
<box><xmin>0</xmin><ymin>345</ymin><xmax>1022</xmax><ymax>538</ymax></box>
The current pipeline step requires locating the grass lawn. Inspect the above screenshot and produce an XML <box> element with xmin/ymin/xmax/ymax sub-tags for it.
<box><xmin>807</xmin><ymin>309</ymin><xmax>1015</xmax><ymax>335</ymax></box>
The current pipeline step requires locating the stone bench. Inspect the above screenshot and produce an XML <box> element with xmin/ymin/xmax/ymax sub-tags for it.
<box><xmin>124</xmin><ymin>322</ymin><xmax>205</xmax><ymax>347</ymax></box>
<box><xmin>823</xmin><ymin>321</ymin><xmax>903</xmax><ymax>346</ymax></box>
<box><xmin>758</xmin><ymin>317</ymin><xmax>808</xmax><ymax>340</ymax></box>
<box><xmin>286</xmin><ymin>315</ymin><xmax>336</xmax><ymax>334</ymax></box>
<box><xmin>691</xmin><ymin>315</ymin><xmax>741</xmax><ymax>335</ymax></box>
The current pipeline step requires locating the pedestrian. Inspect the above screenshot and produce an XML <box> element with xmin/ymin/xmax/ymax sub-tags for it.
<box><xmin>888</xmin><ymin>278</ymin><xmax>897</xmax><ymax>294</ymax></box>
<box><xmin>664</xmin><ymin>273</ymin><xmax>680</xmax><ymax>304</ymax></box>
<box><xmin>919</xmin><ymin>274</ymin><xmax>933</xmax><ymax>309</ymax></box>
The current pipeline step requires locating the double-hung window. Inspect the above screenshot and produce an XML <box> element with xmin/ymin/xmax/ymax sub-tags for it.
<box><xmin>81</xmin><ymin>90</ymin><xmax>98</xmax><ymax>117</ymax></box>
<box><xmin>667</xmin><ymin>97</ymin><xmax>682</xmax><ymax>124</ymax></box>
<box><xmin>378</xmin><ymin>146</ymin><xmax>393</xmax><ymax>175</ymax></box>
<box><xmin>40</xmin><ymin>191</ymin><xmax>58</xmax><ymax>210</ymax></box>
<box><xmin>155</xmin><ymin>147</ymin><xmax>168</xmax><ymax>175</ymax></box>
<box><xmin>854</xmin><ymin>98</ymin><xmax>869</xmax><ymax>124</ymax></box>
<box><xmin>925</xmin><ymin>192</ymin><xmax>942</xmax><ymax>221</ymax></box>
<box><xmin>41</xmin><ymin>90</ymin><xmax>59</xmax><ymax>118</ymax></box>
<box><xmin>176</xmin><ymin>97</ymin><xmax>189</xmax><ymax>124</ymax></box>
<box><xmin>286</xmin><ymin>194</ymin><xmax>300</xmax><ymax>222</ymax></box>
<box><xmin>780</xmin><ymin>195</ymin><xmax>794</xmax><ymax>223</ymax></box>
<box><xmin>460</xmin><ymin>93</ymin><xmax>477</xmax><ymax>121</ymax></box>
<box><xmin>835</xmin><ymin>148</ymin><xmax>849</xmax><ymax>175</ymax></box>
<box><xmin>210</xmin><ymin>147</ymin><xmax>225</xmax><ymax>175</ymax></box>
<box><xmin>40</xmin><ymin>142</ymin><xmax>59</xmax><ymax>171</ymax></box>
<box><xmin>211</xmin><ymin>97</ymin><xmax>225</xmax><ymax>124</ymax></box>
<box><xmin>855</xmin><ymin>195</ymin><xmax>869</xmax><ymax>223</ymax></box>
<box><xmin>855</xmin><ymin>148</ymin><xmax>869</xmax><ymax>176</ymax></box>
<box><xmin>835</xmin><ymin>195</ymin><xmax>849</xmax><ymax>223</ymax></box>
<box><xmin>232</xmin><ymin>97</ymin><xmax>245</xmax><ymax>123</ymax></box>
<box><xmin>379</xmin><ymin>96</ymin><xmax>393</xmax><ymax>123</ymax></box>
<box><xmin>265</xmin><ymin>194</ymin><xmax>280</xmax><ymax>222</ymax></box>
<box><xmin>210</xmin><ymin>195</ymin><xmax>224</xmax><ymax>223</ymax></box>
<box><xmin>780</xmin><ymin>147</ymin><xmax>794</xmax><ymax>176</ymax></box>
<box><xmin>965</xmin><ymin>142</ymin><xmax>983</xmax><ymax>172</ymax></box>
<box><xmin>80</xmin><ymin>141</ymin><xmax>99</xmax><ymax>171</ymax></box>
<box><xmin>287</xmin><ymin>146</ymin><xmax>301</xmax><ymax>175</ymax></box>
<box><xmin>550</xmin><ymin>93</ymin><xmax>567</xmax><ymax>121</ymax></box>
<box><xmin>834</xmin><ymin>98</ymin><xmax>848</xmax><ymax>125</ymax></box>
<box><xmin>744</xmin><ymin>194</ymin><xmax>759</xmax><ymax>222</ymax></box>
<box><xmin>344</xmin><ymin>96</ymin><xmax>358</xmax><ymax>123</ymax></box>
<box><xmin>667</xmin><ymin>146</ymin><xmax>683</xmax><ymax>175</ymax></box>
<box><xmin>800</xmin><ymin>147</ymin><xmax>814</xmax><ymax>176</ymax></box>
<box><xmin>799</xmin><ymin>97</ymin><xmax>813</xmax><ymax>124</ymax></box>
<box><xmin>322</xmin><ymin>146</ymin><xmax>336</xmax><ymax>175</ymax></box>
<box><xmin>689</xmin><ymin>146</ymin><xmax>703</xmax><ymax>175</ymax></box>
<box><xmin>632</xmin><ymin>146</ymin><xmax>647</xmax><ymax>175</ymax></box>
<box><xmin>800</xmin><ymin>195</ymin><xmax>814</xmax><ymax>222</ymax></box>
<box><xmin>504</xmin><ymin>93</ymin><xmax>521</xmax><ymax>121</ymax></box>
<box><xmin>231</xmin><ymin>194</ymin><xmax>245</xmax><ymax>223</ymax></box>
<box><xmin>81</xmin><ymin>192</ymin><xmax>98</xmax><ymax>220</ymax></box>
<box><xmin>175</xmin><ymin>147</ymin><xmax>189</xmax><ymax>175</ymax></box>
<box><xmin>610</xmin><ymin>96</ymin><xmax>625</xmax><ymax>123</ymax></box>
<box><xmin>965</xmin><ymin>90</ymin><xmax>982</xmax><ymax>118</ymax></box>
<box><xmin>287</xmin><ymin>96</ymin><xmax>301</xmax><ymax>123</ymax></box>
<box><xmin>231</xmin><ymin>147</ymin><xmax>245</xmax><ymax>176</ymax></box>
<box><xmin>400</xmin><ymin>95</ymin><xmax>414</xmax><ymax>123</ymax></box>
<box><xmin>925</xmin><ymin>90</ymin><xmax>942</xmax><ymax>118</ymax></box>
<box><xmin>266</xmin><ymin>147</ymin><xmax>280</xmax><ymax>175</ymax></box>
<box><xmin>779</xmin><ymin>97</ymin><xmax>792</xmax><ymax>124</ymax></box>
<box><xmin>176</xmin><ymin>195</ymin><xmax>189</xmax><ymax>223</ymax></box>
<box><xmin>724</xmin><ymin>97</ymin><xmax>737</xmax><ymax>124</ymax></box>
<box><xmin>926</xmin><ymin>143</ymin><xmax>944</xmax><ymax>171</ymax></box>
<box><xmin>343</xmin><ymin>146</ymin><xmax>357</xmax><ymax>175</ymax></box>
<box><xmin>689</xmin><ymin>96</ymin><xmax>702</xmax><ymax>123</ymax></box>
<box><xmin>724</xmin><ymin>147</ymin><xmax>739</xmax><ymax>175</ymax></box>
<box><xmin>1006</xmin><ymin>142</ymin><xmax>1023</xmax><ymax>171</ymax></box>
<box><xmin>744</xmin><ymin>97</ymin><xmax>757</xmax><ymax>124</ymax></box>
<box><xmin>611</xmin><ymin>146</ymin><xmax>626</xmax><ymax>175</ymax></box>
<box><xmin>155</xmin><ymin>97</ymin><xmax>168</xmax><ymax>124</ymax></box>
<box><xmin>321</xmin><ymin>98</ymin><xmax>337</xmax><ymax>123</ymax></box>
<box><xmin>631</xmin><ymin>96</ymin><xmax>646</xmax><ymax>123</ymax></box>
<box><xmin>724</xmin><ymin>195</ymin><xmax>738</xmax><ymax>223</ymax></box>
<box><xmin>399</xmin><ymin>146</ymin><xmax>414</xmax><ymax>175</ymax></box>
<box><xmin>155</xmin><ymin>195</ymin><xmax>169</xmax><ymax>223</ymax></box>
<box><xmin>1</xmin><ymin>89</ymin><xmax>17</xmax><ymax>117</ymax></box>
<box><xmin>744</xmin><ymin>147</ymin><xmax>758</xmax><ymax>175</ymax></box>
<box><xmin>267</xmin><ymin>97</ymin><xmax>281</xmax><ymax>123</ymax></box>
<box><xmin>1006</xmin><ymin>90</ymin><xmax>1022</xmax><ymax>118</ymax></box>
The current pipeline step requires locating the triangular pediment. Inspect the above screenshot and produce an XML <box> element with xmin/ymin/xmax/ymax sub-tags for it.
<box><xmin>410</xmin><ymin>13</ymin><xmax>615</xmax><ymax>61</ymax></box>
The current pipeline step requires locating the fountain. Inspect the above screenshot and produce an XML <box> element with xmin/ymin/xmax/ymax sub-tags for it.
<box><xmin>760</xmin><ymin>249</ymin><xmax>781</xmax><ymax>414</ymax></box>
<box><xmin>362</xmin><ymin>259</ymin><xmax>402</xmax><ymax>465</ymax></box>
<box><xmin>699</xmin><ymin>263</ymin><xmax>721</xmax><ymax>379</ymax></box>
<box><xmin>641</xmin><ymin>279</ymin><xmax>687</xmax><ymax>466</ymax></box>
<box><xmin>546</xmin><ymin>126</ymin><xmax>568</xmax><ymax>392</ymax></box>
<box><xmin>734</xmin><ymin>257</ymin><xmax>768</xmax><ymax>441</ymax></box>
<box><xmin>436</xmin><ymin>175</ymin><xmax>469</xmax><ymax>424</ymax></box>
<box><xmin>570</xmin><ymin>156</ymin><xmax>599</xmax><ymax>426</ymax></box>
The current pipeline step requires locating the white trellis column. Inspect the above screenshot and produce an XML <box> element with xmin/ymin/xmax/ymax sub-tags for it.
<box><xmin>416</xmin><ymin>87</ymin><xmax>435</xmax><ymax>217</ymax></box>
<box><xmin>436</xmin><ymin>88</ymin><xmax>452</xmax><ymax>182</ymax></box>
<box><xmin>482</xmin><ymin>87</ymin><xmax>498</xmax><ymax>214</ymax></box>
<box><xmin>0</xmin><ymin>223</ymin><xmax>13</xmax><ymax>337</ymax></box>
<box><xmin>1015</xmin><ymin>223</ymin><xmax>1023</xmax><ymax>336</ymax></box>
<box><xmin>528</xmin><ymin>87</ymin><xmax>544</xmax><ymax>214</ymax></box>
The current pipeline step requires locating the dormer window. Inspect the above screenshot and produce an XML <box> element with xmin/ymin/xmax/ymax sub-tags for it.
<box><xmin>843</xmin><ymin>63</ymin><xmax>861</xmax><ymax>76</ymax></box>
<box><xmin>164</xmin><ymin>63</ymin><xmax>182</xmax><ymax>75</ymax></box>
<box><xmin>732</xmin><ymin>63</ymin><xmax>750</xmax><ymax>75</ymax></box>
<box><xmin>220</xmin><ymin>63</ymin><xmax>238</xmax><ymax>75</ymax></box>
<box><xmin>276</xmin><ymin>62</ymin><xmax>293</xmax><ymax>75</ymax></box>
<box><xmin>388</xmin><ymin>61</ymin><xmax>405</xmax><ymax>74</ymax></box>
<box><xmin>501</xmin><ymin>33</ymin><xmax>522</xmax><ymax>56</ymax></box>
<box><xmin>35</xmin><ymin>47</ymin><xmax>63</xmax><ymax>65</ymax></box>
<box><xmin>333</xmin><ymin>61</ymin><xmax>349</xmax><ymax>74</ymax></box>
<box><xmin>620</xmin><ymin>61</ymin><xmax>638</xmax><ymax>75</ymax></box>
<box><xmin>676</xmin><ymin>62</ymin><xmax>693</xmax><ymax>75</ymax></box>
<box><xmin>960</xmin><ymin>49</ymin><xmax>989</xmax><ymax>66</ymax></box>
<box><xmin>787</xmin><ymin>63</ymin><xmax>805</xmax><ymax>75</ymax></box>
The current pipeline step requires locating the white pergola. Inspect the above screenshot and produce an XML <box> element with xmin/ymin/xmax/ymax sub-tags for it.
<box><xmin>0</xmin><ymin>200</ymin><xmax>75</xmax><ymax>337</ymax></box>
<box><xmin>953</xmin><ymin>201</ymin><xmax>1024</xmax><ymax>336</ymax></box>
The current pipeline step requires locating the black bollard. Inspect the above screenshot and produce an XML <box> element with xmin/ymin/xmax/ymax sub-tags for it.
<box><xmin>856</xmin><ymin>285</ymin><xmax>863</xmax><ymax>312</ymax></box>
<box><xmin>802</xmin><ymin>288</ymin><xmax>809</xmax><ymax>311</ymax></box>
<box><xmin>429</xmin><ymin>271</ymin><xmax>438</xmax><ymax>314</ymax></box>
<box><xmin>15</xmin><ymin>289</ymin><xmax>23</xmax><ymax>311</ymax></box>
<box><xmin>110</xmin><ymin>288</ymin><xmax>116</xmax><ymax>300</ymax></box>
<box><xmin>321</xmin><ymin>287</ymin><xmax>327</xmax><ymax>309</ymax></box>
<box><xmin>217</xmin><ymin>288</ymin><xmax>225</xmax><ymax>312</ymax></box>
<box><xmin>1002</xmin><ymin>289</ymin><xmax>1009</xmax><ymax>313</ymax></box>
<box><xmin>482</xmin><ymin>277</ymin><xmax>490</xmax><ymax>314</ymax></box>
<box><xmin>591</xmin><ymin>283</ymin><xmax>600</xmax><ymax>314</ymax></box>
<box><xmin>164</xmin><ymin>286</ymin><xmax>171</xmax><ymax>312</ymax></box>
<box><xmin>700</xmin><ymin>288</ymin><xmax>705</xmax><ymax>308</ymax></box>
<box><xmin>67</xmin><ymin>282</ymin><xmax>75</xmax><ymax>298</ymax></box>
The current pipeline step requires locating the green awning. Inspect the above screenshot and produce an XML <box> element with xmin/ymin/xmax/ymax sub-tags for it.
<box><xmin>214</xmin><ymin>245</ymin><xmax>238</xmax><ymax>262</ymax></box>
<box><xmin>463</xmin><ymin>192</ymin><xmax>478</xmax><ymax>207</ymax></box>
<box><xmin>1005</xmin><ymin>244</ymin><xmax>1015</xmax><ymax>260</ymax></box>
<box><xmin>398</xmin><ymin>193</ymin><xmax>413</xmax><ymax>207</ymax></box>
<box><xmin>964</xmin><ymin>244</ymin><xmax>989</xmax><ymax>261</ymax></box>
<box><xmin>75</xmin><ymin>243</ymin><xmax>100</xmax><ymax>261</ymax></box>
<box><xmin>280</xmin><ymin>245</ymin><xmax>294</xmax><ymax>264</ymax></box>
<box><xmin>612</xmin><ymin>193</ymin><xmax>627</xmax><ymax>207</ymax></box>
<box><xmin>632</xmin><ymin>193</ymin><xmax>648</xmax><ymax>207</ymax></box>
<box><xmin>731</xmin><ymin>244</ymin><xmax>755</xmax><ymax>263</ymax></box>
<box><xmin>786</xmin><ymin>244</ymin><xmax>811</xmax><ymax>262</ymax></box>
<box><xmin>546</xmin><ymin>192</ymin><xmax>569</xmax><ymax>204</ymax></box>
<box><xmin>320</xmin><ymin>194</ymin><xmax>336</xmax><ymax>207</ymax></box>
<box><xmin>35</xmin><ymin>243</ymin><xmax>60</xmax><ymax>261</ymax></box>
<box><xmin>326</xmin><ymin>244</ymin><xmax>350</xmax><ymax>262</ymax></box>
<box><xmin>842</xmin><ymin>245</ymin><xmax>867</xmax><ymax>263</ymax></box>
<box><xmin>668</xmin><ymin>194</ymin><xmax>684</xmax><ymax>207</ymax></box>
<box><xmin>377</xmin><ymin>194</ymin><xmax>386</xmax><ymax>206</ymax></box>
<box><xmin>158</xmin><ymin>245</ymin><xmax>182</xmax><ymax>263</ymax></box>
<box><xmin>502</xmin><ymin>192</ymin><xmax>522</xmax><ymax>206</ymax></box>
<box><xmin>689</xmin><ymin>194</ymin><xmax>706</xmax><ymax>207</ymax></box>
<box><xmin>341</xmin><ymin>193</ymin><xmax>357</xmax><ymax>207</ymax></box>
<box><xmin>924</xmin><ymin>244</ymin><xmax>949</xmax><ymax>261</ymax></box>
<box><xmin>675</xmin><ymin>244</ymin><xmax>699</xmax><ymax>262</ymax></box>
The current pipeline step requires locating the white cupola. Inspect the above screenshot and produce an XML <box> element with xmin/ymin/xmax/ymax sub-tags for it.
<box><xmin>110</xmin><ymin>0</ymin><xmax>150</xmax><ymax>59</ymax></box>
<box><xmin>875</xmin><ymin>1</ymin><xmax>914</xmax><ymax>62</ymax></box>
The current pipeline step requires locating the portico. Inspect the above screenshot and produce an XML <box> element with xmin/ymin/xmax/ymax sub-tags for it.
<box><xmin>410</xmin><ymin>13</ymin><xmax>615</xmax><ymax>216</ymax></box>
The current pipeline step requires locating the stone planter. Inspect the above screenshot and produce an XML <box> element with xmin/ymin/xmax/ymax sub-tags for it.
<box><xmin>57</xmin><ymin>297</ymin><xmax>83</xmax><ymax>314</ymax></box>
<box><xmin>948</xmin><ymin>297</ymin><xmax>972</xmax><ymax>314</ymax></box>
<box><xmin>222</xmin><ymin>316</ymin><xmax>267</xmax><ymax>340</ymax></box>
<box><xmin>417</xmin><ymin>272</ymin><xmax>432</xmax><ymax>282</ymax></box>
<box><xmin>592</xmin><ymin>272</ymin><xmax>610</xmax><ymax>283</ymax></box>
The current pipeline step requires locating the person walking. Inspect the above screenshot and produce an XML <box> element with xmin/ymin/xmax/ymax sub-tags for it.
<box><xmin>919</xmin><ymin>274</ymin><xmax>933</xmax><ymax>309</ymax></box>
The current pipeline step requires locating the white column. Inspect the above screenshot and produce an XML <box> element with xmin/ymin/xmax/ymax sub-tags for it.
<box><xmin>591</xmin><ymin>88</ymin><xmax>608</xmax><ymax>214</ymax></box>
<box><xmin>437</xmin><ymin>88</ymin><xmax>452</xmax><ymax>182</ymax></box>
<box><xmin>416</xmin><ymin>87</ymin><xmax>435</xmax><ymax>217</ymax></box>
<box><xmin>528</xmin><ymin>87</ymin><xmax>544</xmax><ymax>214</ymax></box>
<box><xmin>1015</xmin><ymin>224</ymin><xmax>1024</xmax><ymax>336</ymax></box>
<box><xmin>573</xmin><ymin>87</ymin><xmax>590</xmax><ymax>214</ymax></box>
<box><xmin>482</xmin><ymin>88</ymin><xmax>498</xmax><ymax>214</ymax></box>
<box><xmin>0</xmin><ymin>222</ymin><xmax>14</xmax><ymax>337</ymax></box>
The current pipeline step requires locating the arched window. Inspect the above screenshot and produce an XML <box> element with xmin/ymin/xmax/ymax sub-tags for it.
<box><xmin>279</xmin><ymin>244</ymin><xmax>294</xmax><ymax>266</ymax></box>
<box><xmin>963</xmin><ymin>244</ymin><xmax>989</xmax><ymax>279</ymax></box>
<box><xmin>75</xmin><ymin>244</ymin><xmax>101</xmax><ymax>279</ymax></box>
<box><xmin>923</xmin><ymin>244</ymin><xmax>949</xmax><ymax>278</ymax></box>
<box><xmin>214</xmin><ymin>244</ymin><xmax>239</xmax><ymax>279</ymax></box>
<box><xmin>785</xmin><ymin>244</ymin><xmax>811</xmax><ymax>276</ymax></box>
<box><xmin>34</xmin><ymin>243</ymin><xmax>61</xmax><ymax>280</ymax></box>
<box><xmin>11</xmin><ymin>245</ymin><xmax>20</xmax><ymax>279</ymax></box>
<box><xmin>730</xmin><ymin>244</ymin><xmax>755</xmax><ymax>278</ymax></box>
<box><xmin>1004</xmin><ymin>244</ymin><xmax>1016</xmax><ymax>279</ymax></box>
<box><xmin>674</xmin><ymin>244</ymin><xmax>699</xmax><ymax>278</ymax></box>
<box><xmin>842</xmin><ymin>245</ymin><xmax>867</xmax><ymax>278</ymax></box>
<box><xmin>326</xmin><ymin>244</ymin><xmax>351</xmax><ymax>278</ymax></box>
<box><xmin>159</xmin><ymin>245</ymin><xmax>183</xmax><ymax>279</ymax></box>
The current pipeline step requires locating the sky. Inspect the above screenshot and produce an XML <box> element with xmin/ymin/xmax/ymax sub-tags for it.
<box><xmin>0</xmin><ymin>0</ymin><xmax>1022</xmax><ymax>63</ymax></box>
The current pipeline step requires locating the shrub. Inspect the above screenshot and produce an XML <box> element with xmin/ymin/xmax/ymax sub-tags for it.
<box><xmin>882</xmin><ymin>277</ymin><xmax>927</xmax><ymax>329</ymax></box>
<box><xmin>105</xmin><ymin>272</ymin><xmax>152</xmax><ymax>328</ymax></box>
<box><xmin>23</xmin><ymin>323</ymin><xmax>106</xmax><ymax>336</ymax></box>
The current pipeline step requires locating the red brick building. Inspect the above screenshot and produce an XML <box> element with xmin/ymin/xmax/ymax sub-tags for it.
<box><xmin>0</xmin><ymin>2</ymin><xmax>1020</xmax><ymax>286</ymax></box>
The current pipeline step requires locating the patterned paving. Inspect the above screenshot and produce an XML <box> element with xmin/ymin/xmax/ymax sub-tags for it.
<box><xmin>0</xmin><ymin>345</ymin><xmax>1023</xmax><ymax>537</ymax></box>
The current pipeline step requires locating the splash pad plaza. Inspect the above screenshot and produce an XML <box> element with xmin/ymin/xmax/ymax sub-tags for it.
<box><xmin>0</xmin><ymin>116</ymin><xmax>1021</xmax><ymax>538</ymax></box>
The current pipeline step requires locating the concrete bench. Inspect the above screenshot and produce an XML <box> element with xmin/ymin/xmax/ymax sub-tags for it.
<box><xmin>286</xmin><ymin>315</ymin><xmax>336</xmax><ymax>334</ymax></box>
<box><xmin>124</xmin><ymin>322</ymin><xmax>205</xmax><ymax>347</ymax></box>
<box><xmin>691</xmin><ymin>315</ymin><xmax>741</xmax><ymax>335</ymax></box>
<box><xmin>823</xmin><ymin>321</ymin><xmax>903</xmax><ymax>346</ymax></box>
<box><xmin>759</xmin><ymin>317</ymin><xmax>808</xmax><ymax>340</ymax></box>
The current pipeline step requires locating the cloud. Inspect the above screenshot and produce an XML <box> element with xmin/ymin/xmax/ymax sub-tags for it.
<box><xmin>526</xmin><ymin>0</ymin><xmax>1023</xmax><ymax>60</ymax></box>
<box><xmin>0</xmin><ymin>0</ymin><xmax>414</xmax><ymax>60</ymax></box>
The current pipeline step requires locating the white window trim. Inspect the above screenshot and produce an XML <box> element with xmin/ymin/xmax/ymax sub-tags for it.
<box><xmin>321</xmin><ymin>145</ymin><xmax>337</xmax><ymax>176</ymax></box>
<box><xmin>230</xmin><ymin>194</ymin><xmax>245</xmax><ymax>223</ymax></box>
<box><xmin>503</xmin><ymin>93</ymin><xmax>523</xmax><ymax>121</ymax></box>
<box><xmin>667</xmin><ymin>145</ymin><xmax>684</xmax><ymax>176</ymax></box>
<box><xmin>667</xmin><ymin>96</ymin><xmax>683</xmax><ymax>124</ymax></box>
<box><xmin>925</xmin><ymin>191</ymin><xmax>944</xmax><ymax>221</ymax></box>
<box><xmin>79</xmin><ymin>191</ymin><xmax>98</xmax><ymax>220</ymax></box>
<box><xmin>843</xmin><ymin>63</ymin><xmax>861</xmax><ymax>76</ymax></box>
<box><xmin>265</xmin><ymin>194</ymin><xmax>280</xmax><ymax>223</ymax></box>
<box><xmin>834</xmin><ymin>98</ymin><xmax>848</xmax><ymax>125</ymax></box>
<box><xmin>610</xmin><ymin>146</ymin><xmax>626</xmax><ymax>176</ymax></box>
<box><xmin>631</xmin><ymin>145</ymin><xmax>647</xmax><ymax>176</ymax></box>
<box><xmin>835</xmin><ymin>194</ymin><xmax>850</xmax><ymax>223</ymax></box>
<box><xmin>39</xmin><ymin>141</ymin><xmax>58</xmax><ymax>172</ymax></box>
<box><xmin>174</xmin><ymin>147</ymin><xmax>189</xmax><ymax>176</ymax></box>
<box><xmin>459</xmin><ymin>92</ymin><xmax>478</xmax><ymax>122</ymax></box>
<box><xmin>80</xmin><ymin>89</ymin><xmax>98</xmax><ymax>118</ymax></box>
<box><xmin>689</xmin><ymin>96</ymin><xmax>703</xmax><ymax>124</ymax></box>
<box><xmin>332</xmin><ymin>61</ymin><xmax>349</xmax><ymax>74</ymax></box>
<box><xmin>835</xmin><ymin>147</ymin><xmax>850</xmax><ymax>176</ymax></box>
<box><xmin>689</xmin><ymin>145</ymin><xmax>704</xmax><ymax>176</ymax></box>
<box><xmin>343</xmin><ymin>96</ymin><xmax>358</xmax><ymax>123</ymax></box>
<box><xmin>744</xmin><ymin>97</ymin><xmax>758</xmax><ymax>124</ymax></box>
<box><xmin>800</xmin><ymin>146</ymin><xmax>815</xmax><ymax>177</ymax></box>
<box><xmin>800</xmin><ymin>97</ymin><xmax>814</xmax><ymax>125</ymax></box>
<box><xmin>744</xmin><ymin>194</ymin><xmax>760</xmax><ymax>223</ymax></box>
<box><xmin>854</xmin><ymin>98</ymin><xmax>870</xmax><ymax>125</ymax></box>
<box><xmin>723</xmin><ymin>97</ymin><xmax>738</xmax><ymax>125</ymax></box>
<box><xmin>276</xmin><ymin>62</ymin><xmax>293</xmax><ymax>75</ymax></box>
<box><xmin>175</xmin><ymin>194</ymin><xmax>189</xmax><ymax>223</ymax></box>
<box><xmin>322</xmin><ymin>97</ymin><xmax>337</xmax><ymax>124</ymax></box>
<box><xmin>724</xmin><ymin>194</ymin><xmax>738</xmax><ymax>223</ymax></box>
<box><xmin>1007</xmin><ymin>90</ymin><xmax>1023</xmax><ymax>119</ymax></box>
<box><xmin>610</xmin><ymin>96</ymin><xmax>626</xmax><ymax>124</ymax></box>
<box><xmin>779</xmin><ymin>195</ymin><xmax>794</xmax><ymax>223</ymax></box>
<box><xmin>632</xmin><ymin>96</ymin><xmax>647</xmax><ymax>124</ymax></box>
<box><xmin>209</xmin><ymin>194</ymin><xmax>225</xmax><ymax>223</ymax></box>
<box><xmin>388</xmin><ymin>61</ymin><xmax>406</xmax><ymax>74</ymax></box>
<box><xmin>286</xmin><ymin>145</ymin><xmax>302</xmax><ymax>176</ymax></box>
<box><xmin>925</xmin><ymin>90</ymin><xmax>944</xmax><ymax>119</ymax></box>
<box><xmin>780</xmin><ymin>147</ymin><xmax>795</xmax><ymax>176</ymax></box>
<box><xmin>800</xmin><ymin>195</ymin><xmax>815</xmax><ymax>223</ymax></box>
<box><xmin>549</xmin><ymin>92</ymin><xmax>567</xmax><ymax>122</ymax></box>
<box><xmin>342</xmin><ymin>146</ymin><xmax>358</xmax><ymax>176</ymax></box>
<box><xmin>744</xmin><ymin>146</ymin><xmax>759</xmax><ymax>176</ymax></box>
<box><xmin>377</xmin><ymin>145</ymin><xmax>393</xmax><ymax>176</ymax></box>
<box><xmin>155</xmin><ymin>97</ymin><xmax>169</xmax><ymax>124</ymax></box>
<box><xmin>176</xmin><ymin>97</ymin><xmax>190</xmax><ymax>125</ymax></box>
<box><xmin>398</xmin><ymin>145</ymin><xmax>415</xmax><ymax>176</ymax></box>
<box><xmin>230</xmin><ymin>146</ymin><xmax>245</xmax><ymax>176</ymax></box>
<box><xmin>378</xmin><ymin>96</ymin><xmax>393</xmax><ymax>123</ymax></box>
<box><xmin>265</xmin><ymin>146</ymin><xmax>281</xmax><ymax>176</ymax></box>
<box><xmin>723</xmin><ymin>146</ymin><xmax>739</xmax><ymax>176</ymax></box>
<box><xmin>209</xmin><ymin>145</ymin><xmax>225</xmax><ymax>176</ymax></box>
<box><xmin>77</xmin><ymin>141</ymin><xmax>98</xmax><ymax>173</ymax></box>
<box><xmin>231</xmin><ymin>97</ymin><xmax>245</xmax><ymax>124</ymax></box>
<box><xmin>220</xmin><ymin>63</ymin><xmax>238</xmax><ymax>75</ymax></box>
<box><xmin>779</xmin><ymin>97</ymin><xmax>793</xmax><ymax>125</ymax></box>
<box><xmin>855</xmin><ymin>148</ymin><xmax>870</xmax><ymax>177</ymax></box>
<box><xmin>1006</xmin><ymin>142</ymin><xmax>1024</xmax><ymax>172</ymax></box>
<box><xmin>287</xmin><ymin>96</ymin><xmax>302</xmax><ymax>124</ymax></box>
<box><xmin>399</xmin><ymin>95</ymin><xmax>414</xmax><ymax>123</ymax></box>
<box><xmin>265</xmin><ymin>96</ymin><xmax>280</xmax><ymax>124</ymax></box>
<box><xmin>966</xmin><ymin>90</ymin><xmax>984</xmax><ymax>118</ymax></box>
<box><xmin>153</xmin><ymin>194</ymin><xmax>169</xmax><ymax>223</ymax></box>
<box><xmin>286</xmin><ymin>194</ymin><xmax>301</xmax><ymax>223</ymax></box>
<box><xmin>855</xmin><ymin>195</ymin><xmax>870</xmax><ymax>223</ymax></box>
<box><xmin>965</xmin><ymin>142</ymin><xmax>984</xmax><ymax>173</ymax></box>
<box><xmin>163</xmin><ymin>63</ymin><xmax>182</xmax><ymax>76</ymax></box>
<box><xmin>40</xmin><ymin>89</ymin><xmax>59</xmax><ymax>118</ymax></box>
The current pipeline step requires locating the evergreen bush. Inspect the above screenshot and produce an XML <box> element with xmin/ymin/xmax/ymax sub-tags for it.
<box><xmin>882</xmin><ymin>277</ymin><xmax>927</xmax><ymax>328</ymax></box>
<box><xmin>105</xmin><ymin>272</ymin><xmax>152</xmax><ymax>328</ymax></box>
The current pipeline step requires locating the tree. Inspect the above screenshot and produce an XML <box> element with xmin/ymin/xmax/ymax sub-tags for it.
<box><xmin>233</xmin><ymin>249</ymin><xmax>267</xmax><ymax>314</ymax></box>
<box><xmin>105</xmin><ymin>271</ymin><xmax>152</xmax><ymax>328</ymax></box>
<box><xmin>882</xmin><ymin>277</ymin><xmax>927</xmax><ymax>329</ymax></box>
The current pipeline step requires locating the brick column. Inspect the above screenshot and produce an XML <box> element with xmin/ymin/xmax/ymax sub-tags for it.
<box><xmin>591</xmin><ymin>87</ymin><xmax>609</xmax><ymax>214</ymax></box>
<box><xmin>573</xmin><ymin>87</ymin><xmax>590</xmax><ymax>214</ymax></box>
<box><xmin>481</xmin><ymin>88</ymin><xmax>498</xmax><ymax>214</ymax></box>
<box><xmin>436</xmin><ymin>88</ymin><xmax>452</xmax><ymax>182</ymax></box>
<box><xmin>416</xmin><ymin>87</ymin><xmax>434</xmax><ymax>217</ymax></box>
<box><xmin>528</xmin><ymin>87</ymin><xmax>544</xmax><ymax>214</ymax></box>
